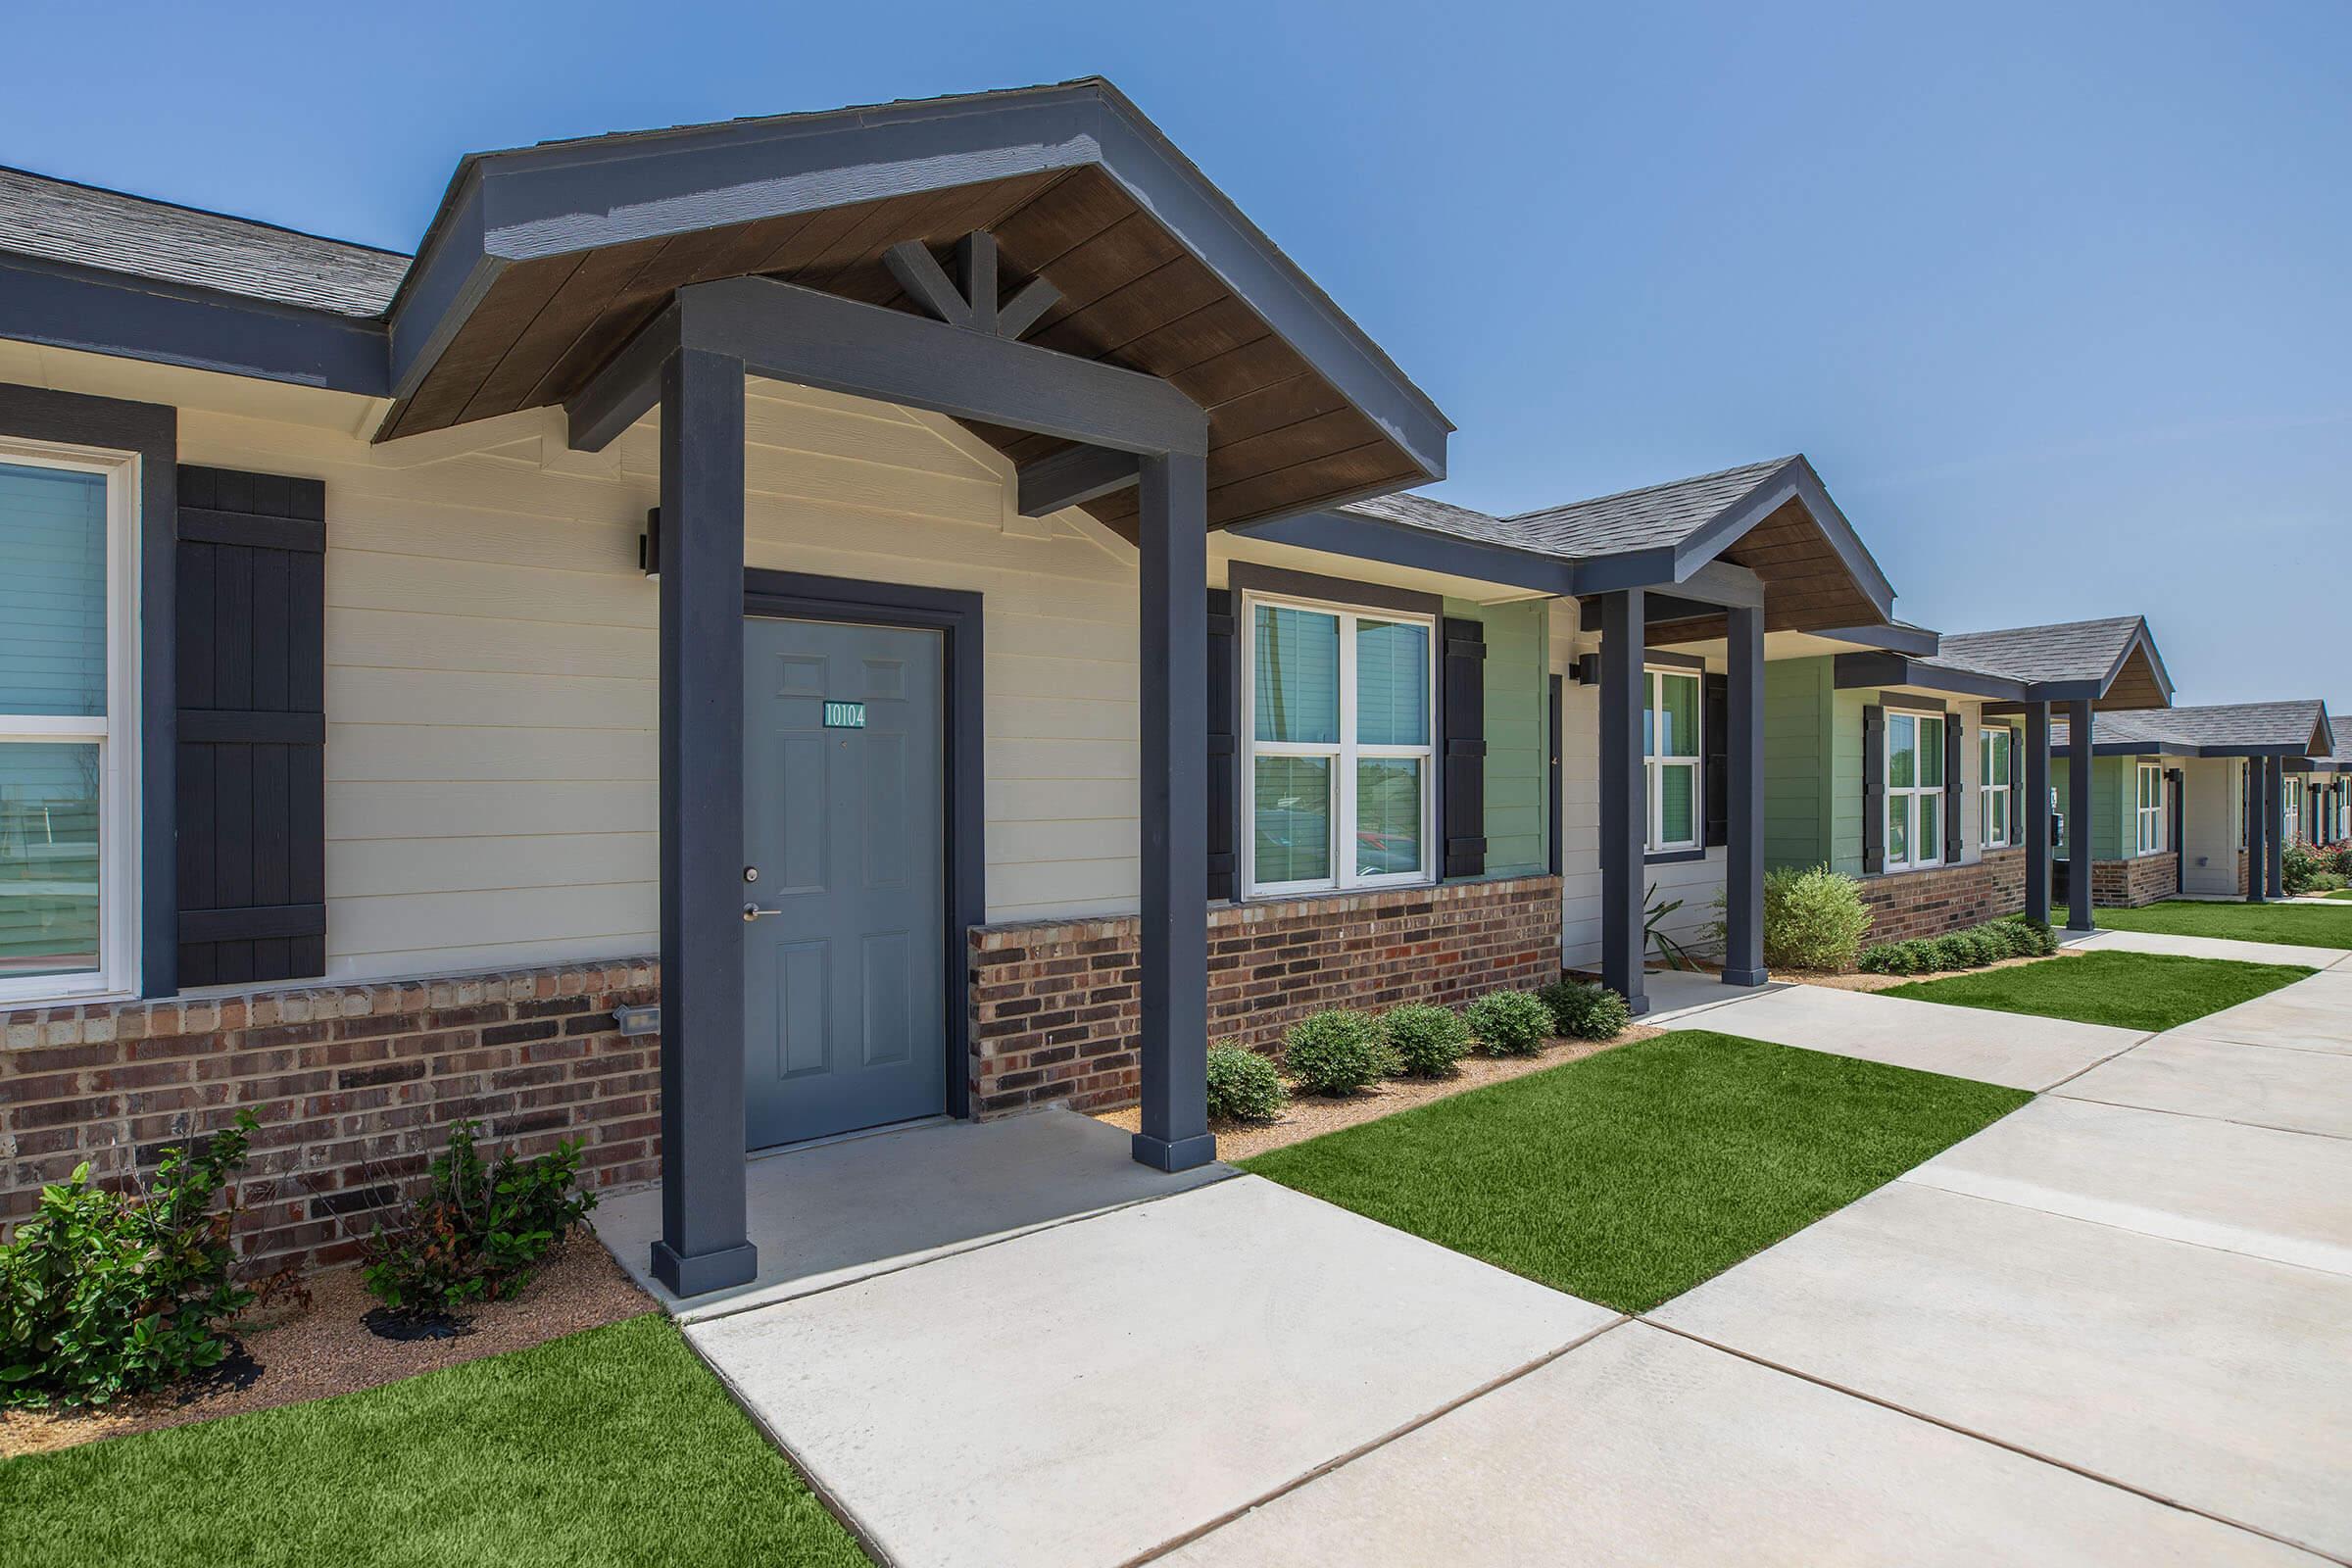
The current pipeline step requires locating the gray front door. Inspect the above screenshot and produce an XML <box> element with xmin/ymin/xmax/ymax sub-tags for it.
<box><xmin>742</xmin><ymin>615</ymin><xmax>947</xmax><ymax>1148</ymax></box>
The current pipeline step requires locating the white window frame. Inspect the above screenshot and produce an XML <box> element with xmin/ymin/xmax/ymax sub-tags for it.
<box><xmin>2135</xmin><ymin>761</ymin><xmax>2165</xmax><ymax>856</ymax></box>
<box><xmin>0</xmin><ymin>436</ymin><xmax>142</xmax><ymax>1005</ymax></box>
<box><xmin>1643</xmin><ymin>666</ymin><xmax>1703</xmax><ymax>854</ymax></box>
<box><xmin>1884</xmin><ymin>709</ymin><xmax>1945</xmax><ymax>871</ymax></box>
<box><xmin>1240</xmin><ymin>591</ymin><xmax>1437</xmax><ymax>898</ymax></box>
<box><xmin>1980</xmin><ymin>725</ymin><xmax>2012</xmax><ymax>850</ymax></box>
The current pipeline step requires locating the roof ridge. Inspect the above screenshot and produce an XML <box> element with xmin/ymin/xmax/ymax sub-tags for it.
<box><xmin>1504</xmin><ymin>455</ymin><xmax>1795</xmax><ymax>522</ymax></box>
<box><xmin>1942</xmin><ymin>612</ymin><xmax>2142</xmax><ymax>642</ymax></box>
<box><xmin>0</xmin><ymin>163</ymin><xmax>411</xmax><ymax>260</ymax></box>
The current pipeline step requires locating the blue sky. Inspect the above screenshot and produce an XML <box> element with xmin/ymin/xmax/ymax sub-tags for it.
<box><xmin>6</xmin><ymin>0</ymin><xmax>2345</xmax><ymax>712</ymax></box>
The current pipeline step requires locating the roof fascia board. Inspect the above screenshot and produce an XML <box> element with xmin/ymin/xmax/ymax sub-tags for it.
<box><xmin>0</xmin><ymin>251</ymin><xmax>389</xmax><ymax>395</ymax></box>
<box><xmin>2097</xmin><ymin>621</ymin><xmax>2175</xmax><ymax>705</ymax></box>
<box><xmin>1233</xmin><ymin>510</ymin><xmax>1576</xmax><ymax>597</ymax></box>
<box><xmin>1816</xmin><ymin>622</ymin><xmax>1941</xmax><ymax>658</ymax></box>
<box><xmin>1672</xmin><ymin>457</ymin><xmax>1897</xmax><ymax>618</ymax></box>
<box><xmin>393</xmin><ymin>82</ymin><xmax>1449</xmax><ymax>476</ymax></box>
<box><xmin>1565</xmin><ymin>545</ymin><xmax>1682</xmax><ymax>596</ymax></box>
<box><xmin>1833</xmin><ymin>653</ymin><xmax>2025</xmax><ymax>701</ymax></box>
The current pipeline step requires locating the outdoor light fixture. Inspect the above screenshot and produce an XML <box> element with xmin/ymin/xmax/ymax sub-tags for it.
<box><xmin>639</xmin><ymin>507</ymin><xmax>661</xmax><ymax>577</ymax></box>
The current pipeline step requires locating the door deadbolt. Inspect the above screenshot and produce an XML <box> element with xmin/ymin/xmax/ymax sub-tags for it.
<box><xmin>743</xmin><ymin>865</ymin><xmax>759</xmax><ymax>883</ymax></box>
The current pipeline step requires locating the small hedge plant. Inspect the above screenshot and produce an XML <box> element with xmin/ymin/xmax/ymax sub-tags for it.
<box><xmin>1537</xmin><ymin>978</ymin><xmax>1632</xmax><ymax>1041</ymax></box>
<box><xmin>2282</xmin><ymin>841</ymin><xmax>2321</xmax><ymax>896</ymax></box>
<box><xmin>1760</xmin><ymin>865</ymin><xmax>1874</xmax><ymax>972</ymax></box>
<box><xmin>1282</xmin><ymin>1010</ymin><xmax>1395</xmax><ymax>1097</ymax></box>
<box><xmin>1465</xmin><ymin>989</ymin><xmax>1553</xmax><ymax>1056</ymax></box>
<box><xmin>0</xmin><ymin>1113</ymin><xmax>258</xmax><ymax>1407</ymax></box>
<box><xmin>1204</xmin><ymin>1040</ymin><xmax>1287</xmax><ymax>1121</ymax></box>
<box><xmin>1858</xmin><ymin>915</ymin><xmax>2056</xmax><ymax>975</ymax></box>
<box><xmin>362</xmin><ymin>1120</ymin><xmax>596</xmax><ymax>1315</ymax></box>
<box><xmin>1380</xmin><ymin>1004</ymin><xmax>1470</xmax><ymax>1078</ymax></box>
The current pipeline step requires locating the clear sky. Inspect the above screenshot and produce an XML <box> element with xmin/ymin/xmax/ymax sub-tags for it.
<box><xmin>5</xmin><ymin>0</ymin><xmax>2344</xmax><ymax>713</ymax></box>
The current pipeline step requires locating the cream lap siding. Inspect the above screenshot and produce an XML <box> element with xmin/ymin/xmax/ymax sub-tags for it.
<box><xmin>3</xmin><ymin>341</ymin><xmax>1155</xmax><ymax>985</ymax></box>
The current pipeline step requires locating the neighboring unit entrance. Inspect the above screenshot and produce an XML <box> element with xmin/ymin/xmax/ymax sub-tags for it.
<box><xmin>741</xmin><ymin>615</ymin><xmax>948</xmax><ymax>1148</ymax></box>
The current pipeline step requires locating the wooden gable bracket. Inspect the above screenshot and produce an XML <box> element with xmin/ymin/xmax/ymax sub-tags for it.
<box><xmin>883</xmin><ymin>231</ymin><xmax>1060</xmax><ymax>339</ymax></box>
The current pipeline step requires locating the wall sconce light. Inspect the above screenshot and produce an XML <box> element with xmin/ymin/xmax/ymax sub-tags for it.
<box><xmin>639</xmin><ymin>507</ymin><xmax>661</xmax><ymax>577</ymax></box>
<box><xmin>1571</xmin><ymin>653</ymin><xmax>1600</xmax><ymax>686</ymax></box>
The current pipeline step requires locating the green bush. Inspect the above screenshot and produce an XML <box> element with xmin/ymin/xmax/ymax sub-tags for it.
<box><xmin>1856</xmin><ymin>942</ymin><xmax>1911</xmax><ymax>975</ymax></box>
<box><xmin>1760</xmin><ymin>865</ymin><xmax>1875</xmax><ymax>972</ymax></box>
<box><xmin>2004</xmin><ymin>916</ymin><xmax>2059</xmax><ymax>956</ymax></box>
<box><xmin>0</xmin><ymin>1113</ymin><xmax>258</xmax><ymax>1407</ymax></box>
<box><xmin>1893</xmin><ymin>939</ymin><xmax>1941</xmax><ymax>973</ymax></box>
<box><xmin>1205</xmin><ymin>1040</ymin><xmax>1287</xmax><ymax>1121</ymax></box>
<box><xmin>1930</xmin><ymin>933</ymin><xmax>1978</xmax><ymax>971</ymax></box>
<box><xmin>362</xmin><ymin>1120</ymin><xmax>596</xmax><ymax>1315</ymax></box>
<box><xmin>1974</xmin><ymin>921</ymin><xmax>2027</xmax><ymax>960</ymax></box>
<box><xmin>1380</xmin><ymin>1004</ymin><xmax>1470</xmax><ymax>1078</ymax></box>
<box><xmin>1537</xmin><ymin>978</ymin><xmax>1633</xmax><ymax>1041</ymax></box>
<box><xmin>2331</xmin><ymin>848</ymin><xmax>2352</xmax><ymax>878</ymax></box>
<box><xmin>2310</xmin><ymin>869</ymin><xmax>2348</xmax><ymax>893</ymax></box>
<box><xmin>1282</xmin><ymin>1010</ymin><xmax>1394</xmax><ymax>1097</ymax></box>
<box><xmin>1466</xmin><ymin>990</ymin><xmax>1554</xmax><ymax>1056</ymax></box>
<box><xmin>2282</xmin><ymin>841</ymin><xmax>2321</xmax><ymax>896</ymax></box>
<box><xmin>1959</xmin><ymin>928</ymin><xmax>2006</xmax><ymax>966</ymax></box>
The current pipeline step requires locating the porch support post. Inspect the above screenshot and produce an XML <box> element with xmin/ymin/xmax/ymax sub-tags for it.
<box><xmin>2245</xmin><ymin>759</ymin><xmax>2267</xmax><ymax>903</ymax></box>
<box><xmin>651</xmin><ymin>346</ymin><xmax>758</xmax><ymax>1298</ymax></box>
<box><xmin>1720</xmin><ymin>603</ymin><xmax>1767</xmax><ymax>987</ymax></box>
<box><xmin>1598</xmin><ymin>589</ymin><xmax>1650</xmax><ymax>1015</ymax></box>
<box><xmin>2025</xmin><ymin>703</ymin><xmax>2052</xmax><ymax>925</ymax></box>
<box><xmin>2066</xmin><ymin>699</ymin><xmax>2095</xmax><ymax>930</ymax></box>
<box><xmin>1132</xmin><ymin>450</ymin><xmax>1214</xmax><ymax>1172</ymax></box>
<box><xmin>2266</xmin><ymin>757</ymin><xmax>2286</xmax><ymax>897</ymax></box>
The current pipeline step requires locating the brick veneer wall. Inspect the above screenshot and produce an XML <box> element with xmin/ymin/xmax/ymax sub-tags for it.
<box><xmin>2089</xmin><ymin>853</ymin><xmax>2180</xmax><ymax>907</ymax></box>
<box><xmin>2</xmin><ymin>961</ymin><xmax>661</xmax><ymax>1274</ymax></box>
<box><xmin>968</xmin><ymin>875</ymin><xmax>1562</xmax><ymax>1118</ymax></box>
<box><xmin>1858</xmin><ymin>848</ymin><xmax>2028</xmax><ymax>944</ymax></box>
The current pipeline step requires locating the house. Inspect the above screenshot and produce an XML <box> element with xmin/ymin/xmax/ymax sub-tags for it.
<box><xmin>2288</xmin><ymin>717</ymin><xmax>2349</xmax><ymax>847</ymax></box>
<box><xmin>2051</xmin><ymin>703</ymin><xmax>2338</xmax><ymax>901</ymax></box>
<box><xmin>1754</xmin><ymin>614</ymin><xmax>2174</xmax><ymax>938</ymax></box>
<box><xmin>0</xmin><ymin>80</ymin><xmax>1925</xmax><ymax>1297</ymax></box>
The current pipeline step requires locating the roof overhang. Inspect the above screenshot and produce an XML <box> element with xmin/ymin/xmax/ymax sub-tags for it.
<box><xmin>375</xmin><ymin>79</ymin><xmax>1448</xmax><ymax>529</ymax></box>
<box><xmin>1814</xmin><ymin>622</ymin><xmax>1941</xmax><ymax>658</ymax></box>
<box><xmin>1980</xmin><ymin>623</ymin><xmax>2174</xmax><ymax>714</ymax></box>
<box><xmin>1833</xmin><ymin>653</ymin><xmax>2025</xmax><ymax>702</ymax></box>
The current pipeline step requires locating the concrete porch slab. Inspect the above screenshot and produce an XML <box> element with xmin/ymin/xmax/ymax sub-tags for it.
<box><xmin>688</xmin><ymin>1175</ymin><xmax>1618</xmax><ymax>1568</ymax></box>
<box><xmin>2057</xmin><ymin>1033</ymin><xmax>2352</xmax><ymax>1140</ymax></box>
<box><xmin>2164</xmin><ymin>970</ymin><xmax>2352</xmax><ymax>1056</ymax></box>
<box><xmin>1650</xmin><ymin>1181</ymin><xmax>2352</xmax><ymax>1561</ymax></box>
<box><xmin>1899</xmin><ymin>1094</ymin><xmax>2352</xmax><ymax>1275</ymax></box>
<box><xmin>1634</xmin><ymin>974</ymin><xmax>2146</xmax><ymax>1090</ymax></box>
<box><xmin>2072</xmin><ymin>927</ymin><xmax>2348</xmax><ymax>970</ymax></box>
<box><xmin>1160</xmin><ymin>1323</ymin><xmax>2316</xmax><ymax>1567</ymax></box>
<box><xmin>591</xmin><ymin>1107</ymin><xmax>1235</xmax><ymax>1322</ymax></box>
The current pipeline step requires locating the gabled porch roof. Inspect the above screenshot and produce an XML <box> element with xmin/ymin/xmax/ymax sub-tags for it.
<box><xmin>1926</xmin><ymin>615</ymin><xmax>2174</xmax><ymax>711</ymax></box>
<box><xmin>2054</xmin><ymin>701</ymin><xmax>2336</xmax><ymax>760</ymax></box>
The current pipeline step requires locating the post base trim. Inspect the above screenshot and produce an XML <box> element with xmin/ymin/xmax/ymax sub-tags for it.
<box><xmin>1131</xmin><ymin>1131</ymin><xmax>1218</xmax><ymax>1172</ymax></box>
<box><xmin>651</xmin><ymin>1239</ymin><xmax>760</xmax><ymax>1298</ymax></box>
<box><xmin>1719</xmin><ymin>967</ymin><xmax>1770</xmax><ymax>988</ymax></box>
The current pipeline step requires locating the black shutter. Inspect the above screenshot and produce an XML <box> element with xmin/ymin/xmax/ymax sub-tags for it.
<box><xmin>2009</xmin><ymin>723</ymin><xmax>2025</xmax><ymax>846</ymax></box>
<box><xmin>1205</xmin><ymin>589</ymin><xmax>1238</xmax><ymax>902</ymax></box>
<box><xmin>1441</xmin><ymin>616</ymin><xmax>1487</xmax><ymax>878</ymax></box>
<box><xmin>175</xmin><ymin>466</ymin><xmax>326</xmax><ymax>986</ymax></box>
<box><xmin>1862</xmin><ymin>704</ymin><xmax>1886</xmax><ymax>873</ymax></box>
<box><xmin>1944</xmin><ymin>713</ymin><xmax>1965</xmax><ymax>863</ymax></box>
<box><xmin>1703</xmin><ymin>671</ymin><xmax>1729</xmax><ymax>848</ymax></box>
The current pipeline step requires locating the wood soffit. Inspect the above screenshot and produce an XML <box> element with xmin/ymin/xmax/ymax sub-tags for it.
<box><xmin>1645</xmin><ymin>496</ymin><xmax>1886</xmax><ymax>641</ymax></box>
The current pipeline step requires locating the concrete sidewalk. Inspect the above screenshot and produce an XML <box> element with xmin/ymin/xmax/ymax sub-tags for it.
<box><xmin>2071</xmin><ymin>926</ymin><xmax>2351</xmax><ymax>971</ymax></box>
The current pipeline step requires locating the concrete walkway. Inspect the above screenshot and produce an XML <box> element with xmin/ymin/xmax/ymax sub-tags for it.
<box><xmin>2072</xmin><ymin>925</ymin><xmax>2352</xmax><ymax>970</ymax></box>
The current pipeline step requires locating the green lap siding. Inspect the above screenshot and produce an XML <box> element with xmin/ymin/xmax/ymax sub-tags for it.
<box><xmin>1828</xmin><ymin>687</ymin><xmax>1870</xmax><ymax>876</ymax></box>
<box><xmin>1763</xmin><ymin>656</ymin><xmax>1833</xmax><ymax>869</ymax></box>
<box><xmin>2051</xmin><ymin>756</ymin><xmax>2132</xmax><ymax>861</ymax></box>
<box><xmin>1446</xmin><ymin>597</ymin><xmax>1549</xmax><ymax>878</ymax></box>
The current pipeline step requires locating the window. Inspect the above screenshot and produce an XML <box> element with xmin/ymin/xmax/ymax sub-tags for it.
<box><xmin>0</xmin><ymin>439</ymin><xmax>139</xmax><ymax>1003</ymax></box>
<box><xmin>1642</xmin><ymin>668</ymin><xmax>1702</xmax><ymax>853</ymax></box>
<box><xmin>2135</xmin><ymin>762</ymin><xmax>2165</xmax><ymax>855</ymax></box>
<box><xmin>1980</xmin><ymin>726</ymin><xmax>2012</xmax><ymax>849</ymax></box>
<box><xmin>1243</xmin><ymin>595</ymin><xmax>1434</xmax><ymax>895</ymax></box>
<box><xmin>2283</xmin><ymin>776</ymin><xmax>2303</xmax><ymax>846</ymax></box>
<box><xmin>1885</xmin><ymin>710</ymin><xmax>1944</xmax><ymax>870</ymax></box>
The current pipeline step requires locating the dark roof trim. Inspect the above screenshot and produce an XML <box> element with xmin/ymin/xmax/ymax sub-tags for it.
<box><xmin>1236</xmin><ymin>508</ymin><xmax>1575</xmax><ymax>596</ymax></box>
<box><xmin>391</xmin><ymin>80</ymin><xmax>1450</xmax><ymax>473</ymax></box>
<box><xmin>1833</xmin><ymin>652</ymin><xmax>2025</xmax><ymax>702</ymax></box>
<box><xmin>0</xmin><ymin>250</ymin><xmax>389</xmax><ymax>395</ymax></box>
<box><xmin>1816</xmin><ymin>622</ymin><xmax>1941</xmax><ymax>658</ymax></box>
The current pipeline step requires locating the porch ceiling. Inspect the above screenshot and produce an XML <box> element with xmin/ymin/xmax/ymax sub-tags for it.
<box><xmin>373</xmin><ymin>82</ymin><xmax>1448</xmax><ymax>531</ymax></box>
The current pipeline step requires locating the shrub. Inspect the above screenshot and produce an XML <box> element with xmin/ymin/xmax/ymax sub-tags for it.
<box><xmin>1466</xmin><ymin>990</ymin><xmax>1554</xmax><ymax>1056</ymax></box>
<box><xmin>2003</xmin><ymin>916</ymin><xmax>2058</xmax><ymax>956</ymax></box>
<box><xmin>363</xmin><ymin>1120</ymin><xmax>596</xmax><ymax>1315</ymax></box>
<box><xmin>1890</xmin><ymin>939</ymin><xmax>1938</xmax><ymax>973</ymax></box>
<box><xmin>1959</xmin><ymin>928</ymin><xmax>2007</xmax><ymax>966</ymax></box>
<box><xmin>1973</xmin><ymin>921</ymin><xmax>2027</xmax><ymax>960</ymax></box>
<box><xmin>1930</xmin><ymin>933</ymin><xmax>1980</xmax><ymax>971</ymax></box>
<box><xmin>2310</xmin><ymin>869</ymin><xmax>2347</xmax><ymax>893</ymax></box>
<box><xmin>0</xmin><ymin>1113</ymin><xmax>258</xmax><ymax>1407</ymax></box>
<box><xmin>2331</xmin><ymin>847</ymin><xmax>2352</xmax><ymax>878</ymax></box>
<box><xmin>2282</xmin><ymin>841</ymin><xmax>2321</xmax><ymax>896</ymax></box>
<box><xmin>1857</xmin><ymin>943</ymin><xmax>1911</xmax><ymax>975</ymax></box>
<box><xmin>1760</xmin><ymin>865</ymin><xmax>1875</xmax><ymax>972</ymax></box>
<box><xmin>1380</xmin><ymin>1004</ymin><xmax>1471</xmax><ymax>1078</ymax></box>
<box><xmin>1282</xmin><ymin>1010</ymin><xmax>1394</xmax><ymax>1097</ymax></box>
<box><xmin>1204</xmin><ymin>1040</ymin><xmax>1287</xmax><ymax>1121</ymax></box>
<box><xmin>1538</xmin><ymin>978</ymin><xmax>1633</xmax><ymax>1041</ymax></box>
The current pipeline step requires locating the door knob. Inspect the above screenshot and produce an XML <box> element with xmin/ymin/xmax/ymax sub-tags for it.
<box><xmin>743</xmin><ymin>903</ymin><xmax>784</xmax><ymax>921</ymax></box>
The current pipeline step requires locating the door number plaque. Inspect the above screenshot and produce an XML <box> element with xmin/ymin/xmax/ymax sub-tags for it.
<box><xmin>823</xmin><ymin>701</ymin><xmax>867</xmax><ymax>729</ymax></box>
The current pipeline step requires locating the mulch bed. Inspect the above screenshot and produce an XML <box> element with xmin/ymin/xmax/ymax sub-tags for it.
<box><xmin>1788</xmin><ymin>949</ymin><xmax>2076</xmax><ymax>993</ymax></box>
<box><xmin>1096</xmin><ymin>1025</ymin><xmax>1663</xmax><ymax>1161</ymax></box>
<box><xmin>0</xmin><ymin>1239</ymin><xmax>654</xmax><ymax>1460</ymax></box>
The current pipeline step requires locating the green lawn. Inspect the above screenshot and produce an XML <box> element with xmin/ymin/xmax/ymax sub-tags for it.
<box><xmin>2092</xmin><ymin>899</ymin><xmax>2352</xmax><ymax>949</ymax></box>
<box><xmin>2324</xmin><ymin>889</ymin><xmax>2352</xmax><ymax>902</ymax></box>
<box><xmin>1886</xmin><ymin>949</ymin><xmax>2311</xmax><ymax>1032</ymax></box>
<box><xmin>1242</xmin><ymin>1031</ymin><xmax>2026</xmax><ymax>1314</ymax></box>
<box><xmin>0</xmin><ymin>1315</ymin><xmax>868</xmax><ymax>1568</ymax></box>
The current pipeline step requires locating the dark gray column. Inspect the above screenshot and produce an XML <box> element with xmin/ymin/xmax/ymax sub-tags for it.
<box><xmin>2066</xmin><ymin>699</ymin><xmax>2095</xmax><ymax>931</ymax></box>
<box><xmin>652</xmin><ymin>347</ymin><xmax>758</xmax><ymax>1298</ymax></box>
<box><xmin>2245</xmin><ymin>759</ymin><xmax>2267</xmax><ymax>904</ymax></box>
<box><xmin>1598</xmin><ymin>590</ymin><xmax>1650</xmax><ymax>1015</ymax></box>
<box><xmin>2267</xmin><ymin>756</ymin><xmax>2287</xmax><ymax>897</ymax></box>
<box><xmin>1132</xmin><ymin>449</ymin><xmax>1213</xmax><ymax>1172</ymax></box>
<box><xmin>2025</xmin><ymin>703</ymin><xmax>2053</xmax><ymax>924</ymax></box>
<box><xmin>1720</xmin><ymin>603</ymin><xmax>1767</xmax><ymax>987</ymax></box>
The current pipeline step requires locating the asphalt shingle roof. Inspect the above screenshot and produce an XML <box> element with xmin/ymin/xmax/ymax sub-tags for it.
<box><xmin>2059</xmin><ymin>701</ymin><xmax>2331</xmax><ymax>754</ymax></box>
<box><xmin>1499</xmin><ymin>458</ymin><xmax>1794</xmax><ymax>558</ymax></box>
<box><xmin>1925</xmin><ymin>616</ymin><xmax>2147</xmax><ymax>686</ymax></box>
<box><xmin>0</xmin><ymin>165</ymin><xmax>411</xmax><ymax>318</ymax></box>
